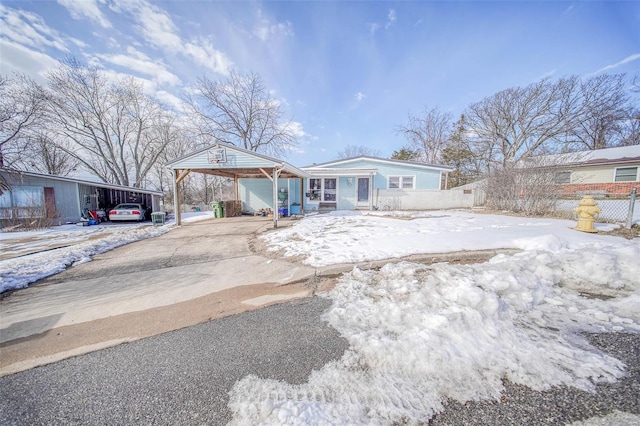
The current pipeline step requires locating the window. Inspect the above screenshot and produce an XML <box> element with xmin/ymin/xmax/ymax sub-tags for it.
<box><xmin>308</xmin><ymin>179</ymin><xmax>321</xmax><ymax>200</ymax></box>
<box><xmin>614</xmin><ymin>167</ymin><xmax>637</xmax><ymax>182</ymax></box>
<box><xmin>554</xmin><ymin>171</ymin><xmax>571</xmax><ymax>184</ymax></box>
<box><xmin>307</xmin><ymin>178</ymin><xmax>337</xmax><ymax>202</ymax></box>
<box><xmin>388</xmin><ymin>176</ymin><xmax>415</xmax><ymax>190</ymax></box>
<box><xmin>0</xmin><ymin>187</ymin><xmax>45</xmax><ymax>219</ymax></box>
<box><xmin>323</xmin><ymin>178</ymin><xmax>337</xmax><ymax>201</ymax></box>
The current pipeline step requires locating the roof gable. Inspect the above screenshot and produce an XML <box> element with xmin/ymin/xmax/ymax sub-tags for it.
<box><xmin>164</xmin><ymin>142</ymin><xmax>309</xmax><ymax>178</ymax></box>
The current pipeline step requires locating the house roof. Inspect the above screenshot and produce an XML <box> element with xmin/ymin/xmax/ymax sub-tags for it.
<box><xmin>305</xmin><ymin>156</ymin><xmax>454</xmax><ymax>172</ymax></box>
<box><xmin>165</xmin><ymin>142</ymin><xmax>309</xmax><ymax>179</ymax></box>
<box><xmin>1</xmin><ymin>169</ymin><xmax>163</xmax><ymax>195</ymax></box>
<box><xmin>537</xmin><ymin>146</ymin><xmax>640</xmax><ymax>168</ymax></box>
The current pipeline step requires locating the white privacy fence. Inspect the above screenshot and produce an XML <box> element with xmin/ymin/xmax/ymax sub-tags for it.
<box><xmin>375</xmin><ymin>189</ymin><xmax>475</xmax><ymax>211</ymax></box>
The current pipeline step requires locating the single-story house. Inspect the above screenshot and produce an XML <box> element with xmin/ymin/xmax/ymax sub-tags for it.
<box><xmin>166</xmin><ymin>142</ymin><xmax>463</xmax><ymax>227</ymax></box>
<box><xmin>299</xmin><ymin>157</ymin><xmax>453</xmax><ymax>211</ymax></box>
<box><xmin>0</xmin><ymin>170</ymin><xmax>163</xmax><ymax>226</ymax></box>
<box><xmin>544</xmin><ymin>146</ymin><xmax>639</xmax><ymax>197</ymax></box>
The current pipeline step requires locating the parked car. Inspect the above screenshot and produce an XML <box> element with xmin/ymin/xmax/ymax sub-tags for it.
<box><xmin>108</xmin><ymin>203</ymin><xmax>147</xmax><ymax>222</ymax></box>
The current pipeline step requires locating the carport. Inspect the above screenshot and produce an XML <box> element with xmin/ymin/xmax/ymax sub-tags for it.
<box><xmin>166</xmin><ymin>142</ymin><xmax>309</xmax><ymax>227</ymax></box>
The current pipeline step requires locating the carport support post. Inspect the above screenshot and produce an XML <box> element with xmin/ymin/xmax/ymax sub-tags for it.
<box><xmin>173</xmin><ymin>169</ymin><xmax>181</xmax><ymax>226</ymax></box>
<box><xmin>272</xmin><ymin>167</ymin><xmax>279</xmax><ymax>228</ymax></box>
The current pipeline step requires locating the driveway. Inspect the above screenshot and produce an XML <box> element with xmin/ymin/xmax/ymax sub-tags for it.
<box><xmin>0</xmin><ymin>217</ymin><xmax>322</xmax><ymax>376</ymax></box>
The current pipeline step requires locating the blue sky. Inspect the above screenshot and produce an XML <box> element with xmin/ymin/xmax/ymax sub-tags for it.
<box><xmin>1</xmin><ymin>1</ymin><xmax>639</xmax><ymax>167</ymax></box>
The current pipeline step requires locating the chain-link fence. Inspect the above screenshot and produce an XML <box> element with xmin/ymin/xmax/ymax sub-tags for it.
<box><xmin>556</xmin><ymin>188</ymin><xmax>638</xmax><ymax>227</ymax></box>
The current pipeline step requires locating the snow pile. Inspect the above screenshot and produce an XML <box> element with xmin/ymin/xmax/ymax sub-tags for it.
<box><xmin>261</xmin><ymin>210</ymin><xmax>622</xmax><ymax>267</ymax></box>
<box><xmin>0</xmin><ymin>225</ymin><xmax>171</xmax><ymax>292</ymax></box>
<box><xmin>229</xmin><ymin>242</ymin><xmax>640</xmax><ymax>425</ymax></box>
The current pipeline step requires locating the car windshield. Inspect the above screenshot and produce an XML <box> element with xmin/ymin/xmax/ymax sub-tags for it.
<box><xmin>116</xmin><ymin>204</ymin><xmax>141</xmax><ymax>209</ymax></box>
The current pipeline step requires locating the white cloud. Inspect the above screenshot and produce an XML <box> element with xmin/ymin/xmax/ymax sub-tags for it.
<box><xmin>184</xmin><ymin>38</ymin><xmax>233</xmax><ymax>75</ymax></box>
<box><xmin>109</xmin><ymin>0</ymin><xmax>232</xmax><ymax>75</ymax></box>
<box><xmin>355</xmin><ymin>92</ymin><xmax>366</xmax><ymax>102</ymax></box>
<box><xmin>367</xmin><ymin>22</ymin><xmax>380</xmax><ymax>35</ymax></box>
<box><xmin>57</xmin><ymin>0</ymin><xmax>111</xmax><ymax>29</ymax></box>
<box><xmin>0</xmin><ymin>39</ymin><xmax>60</xmax><ymax>82</ymax></box>
<box><xmin>385</xmin><ymin>9</ymin><xmax>397</xmax><ymax>29</ymax></box>
<box><xmin>254</xmin><ymin>20</ymin><xmax>294</xmax><ymax>42</ymax></box>
<box><xmin>155</xmin><ymin>90</ymin><xmax>188</xmax><ymax>112</ymax></box>
<box><xmin>95</xmin><ymin>47</ymin><xmax>181</xmax><ymax>86</ymax></box>
<box><xmin>591</xmin><ymin>53</ymin><xmax>640</xmax><ymax>75</ymax></box>
<box><xmin>0</xmin><ymin>4</ymin><xmax>69</xmax><ymax>52</ymax></box>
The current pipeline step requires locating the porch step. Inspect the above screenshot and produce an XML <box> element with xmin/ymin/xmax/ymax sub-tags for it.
<box><xmin>318</xmin><ymin>202</ymin><xmax>336</xmax><ymax>212</ymax></box>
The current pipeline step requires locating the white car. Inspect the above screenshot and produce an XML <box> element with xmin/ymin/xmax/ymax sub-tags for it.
<box><xmin>108</xmin><ymin>203</ymin><xmax>147</xmax><ymax>222</ymax></box>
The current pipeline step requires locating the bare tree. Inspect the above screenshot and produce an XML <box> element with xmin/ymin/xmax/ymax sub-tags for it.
<box><xmin>188</xmin><ymin>71</ymin><xmax>299</xmax><ymax>157</ymax></box>
<box><xmin>336</xmin><ymin>144</ymin><xmax>381</xmax><ymax>159</ymax></box>
<box><xmin>563</xmin><ymin>74</ymin><xmax>633</xmax><ymax>150</ymax></box>
<box><xmin>17</xmin><ymin>132</ymin><xmax>79</xmax><ymax>176</ymax></box>
<box><xmin>0</xmin><ymin>74</ymin><xmax>49</xmax><ymax>169</ymax></box>
<box><xmin>464</xmin><ymin>77</ymin><xmax>582</xmax><ymax>167</ymax></box>
<box><xmin>395</xmin><ymin>107</ymin><xmax>452</xmax><ymax>164</ymax></box>
<box><xmin>46</xmin><ymin>58</ymin><xmax>172</xmax><ymax>188</ymax></box>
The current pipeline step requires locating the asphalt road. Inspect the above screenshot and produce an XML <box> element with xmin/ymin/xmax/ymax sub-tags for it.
<box><xmin>1</xmin><ymin>296</ymin><xmax>639</xmax><ymax>425</ymax></box>
<box><xmin>0</xmin><ymin>297</ymin><xmax>348</xmax><ymax>425</ymax></box>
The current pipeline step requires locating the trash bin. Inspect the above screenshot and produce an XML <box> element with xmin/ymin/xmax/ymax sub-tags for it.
<box><xmin>151</xmin><ymin>211</ymin><xmax>166</xmax><ymax>225</ymax></box>
<box><xmin>278</xmin><ymin>208</ymin><xmax>288</xmax><ymax>217</ymax></box>
<box><xmin>212</xmin><ymin>201</ymin><xmax>224</xmax><ymax>218</ymax></box>
<box><xmin>290</xmin><ymin>204</ymin><xmax>301</xmax><ymax>215</ymax></box>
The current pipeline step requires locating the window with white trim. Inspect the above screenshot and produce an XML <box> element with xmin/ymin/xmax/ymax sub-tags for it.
<box><xmin>614</xmin><ymin>167</ymin><xmax>637</xmax><ymax>182</ymax></box>
<box><xmin>388</xmin><ymin>176</ymin><xmax>415</xmax><ymax>189</ymax></box>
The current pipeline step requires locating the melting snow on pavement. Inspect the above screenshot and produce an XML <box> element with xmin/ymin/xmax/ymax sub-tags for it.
<box><xmin>230</xmin><ymin>210</ymin><xmax>640</xmax><ymax>425</ymax></box>
<box><xmin>0</xmin><ymin>212</ymin><xmax>212</xmax><ymax>293</ymax></box>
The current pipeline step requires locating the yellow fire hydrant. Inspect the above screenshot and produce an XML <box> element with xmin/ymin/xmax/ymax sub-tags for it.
<box><xmin>574</xmin><ymin>195</ymin><xmax>600</xmax><ymax>233</ymax></box>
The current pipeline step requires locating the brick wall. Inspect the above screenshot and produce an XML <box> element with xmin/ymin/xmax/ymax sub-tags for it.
<box><xmin>560</xmin><ymin>182</ymin><xmax>638</xmax><ymax>198</ymax></box>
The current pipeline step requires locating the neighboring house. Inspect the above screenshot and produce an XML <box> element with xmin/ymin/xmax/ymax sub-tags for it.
<box><xmin>0</xmin><ymin>170</ymin><xmax>163</xmax><ymax>226</ymax></box>
<box><xmin>546</xmin><ymin>146</ymin><xmax>640</xmax><ymax>197</ymax></box>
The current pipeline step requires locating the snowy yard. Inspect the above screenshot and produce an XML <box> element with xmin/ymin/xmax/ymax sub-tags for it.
<box><xmin>1</xmin><ymin>209</ymin><xmax>639</xmax><ymax>424</ymax></box>
<box><xmin>231</xmin><ymin>210</ymin><xmax>640</xmax><ymax>424</ymax></box>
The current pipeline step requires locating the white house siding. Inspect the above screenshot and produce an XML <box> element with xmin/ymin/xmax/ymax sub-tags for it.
<box><xmin>337</xmin><ymin>177</ymin><xmax>356</xmax><ymax>210</ymax></box>
<box><xmin>376</xmin><ymin>189</ymin><xmax>474</xmax><ymax>210</ymax></box>
<box><xmin>570</xmin><ymin>165</ymin><xmax>635</xmax><ymax>184</ymax></box>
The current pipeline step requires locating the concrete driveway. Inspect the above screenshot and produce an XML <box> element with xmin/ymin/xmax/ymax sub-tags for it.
<box><xmin>0</xmin><ymin>217</ymin><xmax>322</xmax><ymax>376</ymax></box>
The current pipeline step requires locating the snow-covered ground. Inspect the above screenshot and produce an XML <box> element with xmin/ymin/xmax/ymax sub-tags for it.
<box><xmin>230</xmin><ymin>210</ymin><xmax>640</xmax><ymax>425</ymax></box>
<box><xmin>2</xmin><ymin>209</ymin><xmax>639</xmax><ymax>424</ymax></box>
<box><xmin>0</xmin><ymin>212</ymin><xmax>212</xmax><ymax>293</ymax></box>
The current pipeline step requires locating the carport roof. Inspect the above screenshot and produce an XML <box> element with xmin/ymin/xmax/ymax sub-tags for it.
<box><xmin>165</xmin><ymin>142</ymin><xmax>310</xmax><ymax>179</ymax></box>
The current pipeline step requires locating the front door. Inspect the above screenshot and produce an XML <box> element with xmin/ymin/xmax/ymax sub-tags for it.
<box><xmin>44</xmin><ymin>187</ymin><xmax>56</xmax><ymax>219</ymax></box>
<box><xmin>357</xmin><ymin>178</ymin><xmax>369</xmax><ymax>205</ymax></box>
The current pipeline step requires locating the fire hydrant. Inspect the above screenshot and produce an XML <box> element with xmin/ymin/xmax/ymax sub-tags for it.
<box><xmin>574</xmin><ymin>195</ymin><xmax>600</xmax><ymax>233</ymax></box>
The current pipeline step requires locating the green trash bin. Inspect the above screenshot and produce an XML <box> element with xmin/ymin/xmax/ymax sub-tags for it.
<box><xmin>211</xmin><ymin>201</ymin><xmax>224</xmax><ymax>218</ymax></box>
